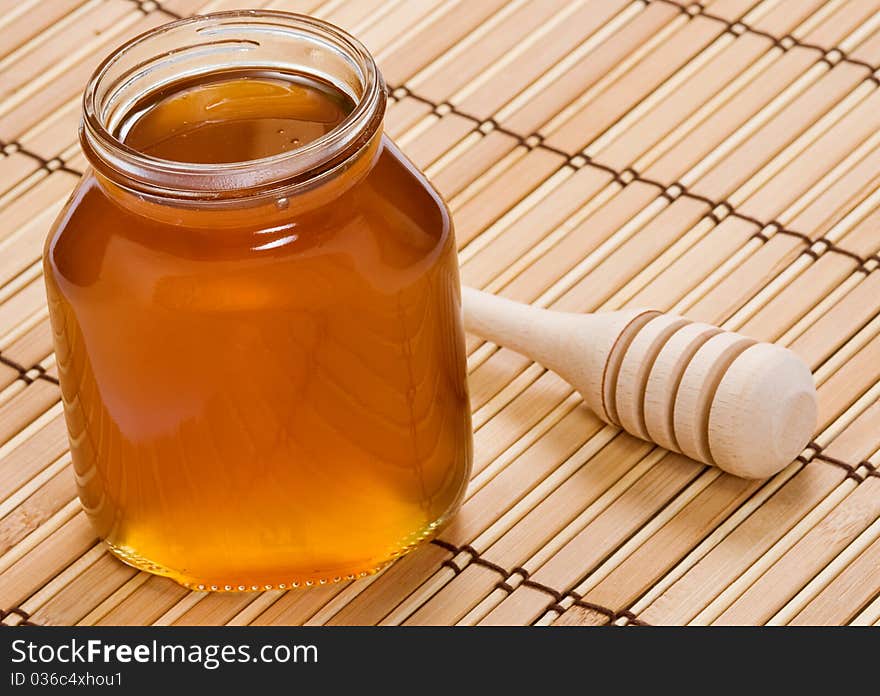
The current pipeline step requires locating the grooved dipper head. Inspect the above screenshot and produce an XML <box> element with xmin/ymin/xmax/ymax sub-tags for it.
<box><xmin>707</xmin><ymin>342</ymin><xmax>817</xmax><ymax>479</ymax></box>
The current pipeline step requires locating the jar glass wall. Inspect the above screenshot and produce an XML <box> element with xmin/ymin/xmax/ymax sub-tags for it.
<box><xmin>44</xmin><ymin>11</ymin><xmax>472</xmax><ymax>591</ymax></box>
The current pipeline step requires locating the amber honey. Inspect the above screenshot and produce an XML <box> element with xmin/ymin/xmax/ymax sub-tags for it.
<box><xmin>45</xmin><ymin>13</ymin><xmax>472</xmax><ymax>591</ymax></box>
<box><xmin>121</xmin><ymin>71</ymin><xmax>354</xmax><ymax>164</ymax></box>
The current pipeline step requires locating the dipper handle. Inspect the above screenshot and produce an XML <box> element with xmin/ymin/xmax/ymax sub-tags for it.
<box><xmin>461</xmin><ymin>286</ymin><xmax>817</xmax><ymax>479</ymax></box>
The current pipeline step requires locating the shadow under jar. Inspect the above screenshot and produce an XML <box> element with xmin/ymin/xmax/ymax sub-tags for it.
<box><xmin>44</xmin><ymin>11</ymin><xmax>472</xmax><ymax>591</ymax></box>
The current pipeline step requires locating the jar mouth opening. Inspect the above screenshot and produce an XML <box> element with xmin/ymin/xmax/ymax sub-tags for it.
<box><xmin>82</xmin><ymin>10</ymin><xmax>386</xmax><ymax>199</ymax></box>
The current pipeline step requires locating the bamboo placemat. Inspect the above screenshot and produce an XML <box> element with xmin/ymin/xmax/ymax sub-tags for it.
<box><xmin>1</xmin><ymin>0</ymin><xmax>879</xmax><ymax>627</ymax></box>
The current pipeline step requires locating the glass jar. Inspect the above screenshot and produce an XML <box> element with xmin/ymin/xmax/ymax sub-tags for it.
<box><xmin>44</xmin><ymin>11</ymin><xmax>472</xmax><ymax>591</ymax></box>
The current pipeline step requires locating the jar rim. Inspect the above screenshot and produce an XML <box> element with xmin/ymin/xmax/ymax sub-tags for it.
<box><xmin>81</xmin><ymin>10</ymin><xmax>386</xmax><ymax>199</ymax></box>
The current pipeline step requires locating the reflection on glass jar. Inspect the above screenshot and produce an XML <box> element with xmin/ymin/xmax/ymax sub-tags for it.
<box><xmin>44</xmin><ymin>11</ymin><xmax>472</xmax><ymax>591</ymax></box>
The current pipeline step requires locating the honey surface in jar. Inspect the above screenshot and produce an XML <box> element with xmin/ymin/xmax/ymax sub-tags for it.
<box><xmin>121</xmin><ymin>71</ymin><xmax>353</xmax><ymax>163</ymax></box>
<box><xmin>44</xmin><ymin>70</ymin><xmax>472</xmax><ymax>589</ymax></box>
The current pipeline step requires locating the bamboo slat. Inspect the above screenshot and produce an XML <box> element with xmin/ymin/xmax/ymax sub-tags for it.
<box><xmin>713</xmin><ymin>477</ymin><xmax>880</xmax><ymax>624</ymax></box>
<box><xmin>789</xmin><ymin>522</ymin><xmax>880</xmax><ymax>625</ymax></box>
<box><xmin>0</xmin><ymin>9</ymin><xmax>166</xmax><ymax>141</ymax></box>
<box><xmin>0</xmin><ymin>380</ymin><xmax>60</xmax><ymax>445</ymax></box>
<box><xmin>95</xmin><ymin>575</ymin><xmax>191</xmax><ymax>626</ymax></box>
<box><xmin>409</xmin><ymin>0</ymin><xmax>568</xmax><ymax>102</ymax></box>
<box><xmin>0</xmin><ymin>0</ymin><xmax>878</xmax><ymax>626</ymax></box>
<box><xmin>453</xmin><ymin>0</ymin><xmax>634</xmax><ymax>120</ymax></box>
<box><xmin>377</xmin><ymin>0</ymin><xmax>511</xmax><ymax>86</ymax></box>
<box><xmin>30</xmin><ymin>549</ymin><xmax>138</xmax><ymax>626</ymax></box>
<box><xmin>0</xmin><ymin>411</ymin><xmax>67</xmax><ymax>503</ymax></box>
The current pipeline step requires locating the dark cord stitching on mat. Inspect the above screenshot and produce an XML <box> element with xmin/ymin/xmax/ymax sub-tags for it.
<box><xmin>0</xmin><ymin>355</ymin><xmax>59</xmax><ymax>386</ymax></box>
<box><xmin>160</xmin><ymin>0</ymin><xmax>880</xmax><ymax>75</ymax></box>
<box><xmin>824</xmin><ymin>245</ymin><xmax>866</xmax><ymax>265</ymax></box>
<box><xmin>151</xmin><ymin>0</ymin><xmax>880</xmax><ymax>175</ymax></box>
<box><xmin>0</xmin><ymin>140</ymin><xmax>83</xmax><ymax>177</ymax></box>
<box><xmin>390</xmin><ymin>84</ymin><xmax>874</xmax><ymax>266</ymax></box>
<box><xmin>0</xmin><ymin>607</ymin><xmax>40</xmax><ymax>626</ymax></box>
<box><xmin>1</xmin><ymin>70</ymin><xmax>869</xmax><ymax>266</ymax></box>
<box><xmin>570</xmin><ymin>598</ymin><xmax>616</xmax><ymax>620</ymax></box>
<box><xmin>389</xmin><ymin>94</ymin><xmax>864</xmax><ymax>256</ymax></box>
<box><xmin>815</xmin><ymin>452</ymin><xmax>860</xmax><ymax>470</ymax></box>
<box><xmin>563</xmin><ymin>597</ymin><xmax>651</xmax><ymax>624</ymax></box>
<box><xmin>510</xmin><ymin>566</ymin><xmax>531</xmax><ymax>584</ymax></box>
<box><xmin>494</xmin><ymin>565</ymin><xmax>627</xmax><ymax>619</ymax></box>
<box><xmin>124</xmin><ymin>0</ymin><xmax>182</xmax><ymax>20</ymax></box>
<box><xmin>429</xmin><ymin>538</ymin><xmax>459</xmax><ymax>554</ymax></box>
<box><xmin>767</xmin><ymin>223</ymin><xmax>812</xmax><ymax>246</ymax></box>
<box><xmin>0</xmin><ymin>5</ymin><xmax>872</xmax><ymax>353</ymax></box>
<box><xmin>440</xmin><ymin>559</ymin><xmax>463</xmax><ymax>575</ymax></box>
<box><xmin>468</xmin><ymin>554</ymin><xmax>509</xmax><ymax>578</ymax></box>
<box><xmin>0</xmin><ymin>355</ymin><xmax>29</xmax><ymax>376</ymax></box>
<box><xmin>0</xmin><ymin>0</ymin><xmax>176</xmax><ymax>178</ymax></box>
<box><xmin>813</xmin><ymin>453</ymin><xmax>866</xmax><ymax>482</ymax></box>
<box><xmin>543</xmin><ymin>462</ymin><xmax>807</xmax><ymax>626</ymax></box>
<box><xmin>651</xmin><ymin>0</ymin><xmax>879</xmax><ymax>72</ymax></box>
<box><xmin>521</xmin><ymin>579</ymin><xmax>563</xmax><ymax>603</ymax></box>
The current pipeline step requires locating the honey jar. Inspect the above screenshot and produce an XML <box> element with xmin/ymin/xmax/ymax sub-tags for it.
<box><xmin>43</xmin><ymin>11</ymin><xmax>472</xmax><ymax>591</ymax></box>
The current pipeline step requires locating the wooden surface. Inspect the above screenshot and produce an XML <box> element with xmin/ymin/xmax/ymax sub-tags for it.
<box><xmin>1</xmin><ymin>0</ymin><xmax>879</xmax><ymax>627</ymax></box>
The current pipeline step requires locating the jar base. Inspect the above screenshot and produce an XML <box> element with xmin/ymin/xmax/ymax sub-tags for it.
<box><xmin>102</xmin><ymin>516</ymin><xmax>449</xmax><ymax>593</ymax></box>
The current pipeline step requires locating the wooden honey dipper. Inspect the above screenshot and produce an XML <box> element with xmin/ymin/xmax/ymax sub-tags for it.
<box><xmin>461</xmin><ymin>287</ymin><xmax>818</xmax><ymax>479</ymax></box>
